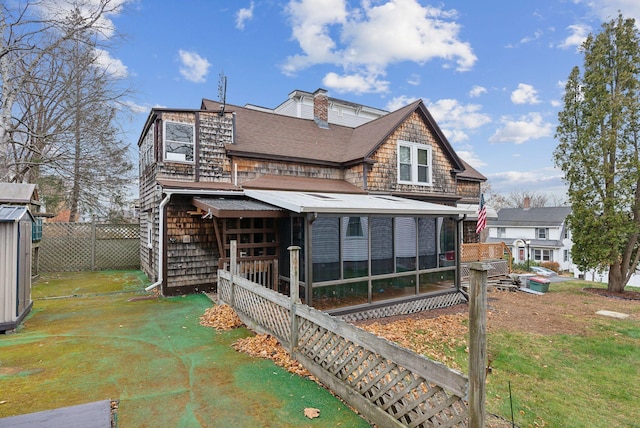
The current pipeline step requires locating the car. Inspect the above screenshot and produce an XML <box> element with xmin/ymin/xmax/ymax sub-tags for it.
<box><xmin>530</xmin><ymin>266</ymin><xmax>557</xmax><ymax>277</ymax></box>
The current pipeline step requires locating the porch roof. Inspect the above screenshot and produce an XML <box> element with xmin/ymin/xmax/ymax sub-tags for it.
<box><xmin>244</xmin><ymin>190</ymin><xmax>476</xmax><ymax>216</ymax></box>
<box><xmin>192</xmin><ymin>197</ymin><xmax>286</xmax><ymax>218</ymax></box>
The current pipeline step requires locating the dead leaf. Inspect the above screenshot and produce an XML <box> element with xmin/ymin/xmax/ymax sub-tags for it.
<box><xmin>304</xmin><ymin>407</ymin><xmax>320</xmax><ymax>419</ymax></box>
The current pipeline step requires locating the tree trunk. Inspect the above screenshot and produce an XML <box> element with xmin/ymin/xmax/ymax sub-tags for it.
<box><xmin>607</xmin><ymin>261</ymin><xmax>626</xmax><ymax>293</ymax></box>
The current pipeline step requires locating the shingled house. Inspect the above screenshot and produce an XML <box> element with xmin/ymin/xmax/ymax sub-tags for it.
<box><xmin>138</xmin><ymin>89</ymin><xmax>487</xmax><ymax>314</ymax></box>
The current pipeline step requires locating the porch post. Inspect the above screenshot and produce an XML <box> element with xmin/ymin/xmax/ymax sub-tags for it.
<box><xmin>288</xmin><ymin>246</ymin><xmax>301</xmax><ymax>353</ymax></box>
<box><xmin>468</xmin><ymin>262</ymin><xmax>489</xmax><ymax>428</ymax></box>
<box><xmin>230</xmin><ymin>240</ymin><xmax>237</xmax><ymax>308</ymax></box>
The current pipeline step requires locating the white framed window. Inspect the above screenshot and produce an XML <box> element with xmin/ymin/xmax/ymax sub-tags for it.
<box><xmin>163</xmin><ymin>121</ymin><xmax>195</xmax><ymax>162</ymax></box>
<box><xmin>397</xmin><ymin>141</ymin><xmax>432</xmax><ymax>186</ymax></box>
<box><xmin>563</xmin><ymin>249</ymin><xmax>570</xmax><ymax>262</ymax></box>
<box><xmin>533</xmin><ymin>249</ymin><xmax>552</xmax><ymax>261</ymax></box>
<box><xmin>536</xmin><ymin>228</ymin><xmax>549</xmax><ymax>240</ymax></box>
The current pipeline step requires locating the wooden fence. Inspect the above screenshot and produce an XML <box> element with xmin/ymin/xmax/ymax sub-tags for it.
<box><xmin>461</xmin><ymin>243</ymin><xmax>511</xmax><ymax>271</ymax></box>
<box><xmin>39</xmin><ymin>222</ymin><xmax>139</xmax><ymax>272</ymax></box>
<box><xmin>221</xmin><ymin>257</ymin><xmax>279</xmax><ymax>290</ymax></box>
<box><xmin>218</xmin><ymin>244</ymin><xmax>472</xmax><ymax>427</ymax></box>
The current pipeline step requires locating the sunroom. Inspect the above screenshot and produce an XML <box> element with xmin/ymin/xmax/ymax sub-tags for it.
<box><xmin>244</xmin><ymin>190</ymin><xmax>473</xmax><ymax>314</ymax></box>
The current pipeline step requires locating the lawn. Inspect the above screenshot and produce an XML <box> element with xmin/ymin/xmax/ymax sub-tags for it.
<box><xmin>358</xmin><ymin>280</ymin><xmax>640</xmax><ymax>428</ymax></box>
<box><xmin>0</xmin><ymin>271</ymin><xmax>370</xmax><ymax>428</ymax></box>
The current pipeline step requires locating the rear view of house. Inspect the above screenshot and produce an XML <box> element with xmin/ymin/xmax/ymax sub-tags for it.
<box><xmin>138</xmin><ymin>89</ymin><xmax>487</xmax><ymax>315</ymax></box>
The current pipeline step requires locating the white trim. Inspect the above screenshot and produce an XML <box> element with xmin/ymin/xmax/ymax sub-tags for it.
<box><xmin>397</xmin><ymin>140</ymin><xmax>432</xmax><ymax>186</ymax></box>
<box><xmin>163</xmin><ymin>120</ymin><xmax>195</xmax><ymax>163</ymax></box>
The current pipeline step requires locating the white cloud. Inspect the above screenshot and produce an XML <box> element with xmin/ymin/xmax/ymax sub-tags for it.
<box><xmin>37</xmin><ymin>0</ymin><xmax>130</xmax><ymax>39</ymax></box>
<box><xmin>469</xmin><ymin>85</ymin><xmax>487</xmax><ymax>98</ymax></box>
<box><xmin>558</xmin><ymin>23</ymin><xmax>590</xmax><ymax>50</ymax></box>
<box><xmin>322</xmin><ymin>71</ymin><xmax>389</xmax><ymax>94</ymax></box>
<box><xmin>511</xmin><ymin>83</ymin><xmax>540</xmax><ymax>105</ymax></box>
<box><xmin>520</xmin><ymin>29</ymin><xmax>543</xmax><ymax>44</ymax></box>
<box><xmin>94</xmin><ymin>48</ymin><xmax>128</xmax><ymax>79</ymax></box>
<box><xmin>121</xmin><ymin>100</ymin><xmax>148</xmax><ymax>114</ymax></box>
<box><xmin>487</xmin><ymin>167</ymin><xmax>566</xmax><ymax>196</ymax></box>
<box><xmin>584</xmin><ymin>0</ymin><xmax>640</xmax><ymax>26</ymax></box>
<box><xmin>456</xmin><ymin>150</ymin><xmax>487</xmax><ymax>169</ymax></box>
<box><xmin>426</xmin><ymin>98</ymin><xmax>491</xmax><ymax>143</ymax></box>
<box><xmin>236</xmin><ymin>2</ymin><xmax>255</xmax><ymax>30</ymax></box>
<box><xmin>178</xmin><ymin>50</ymin><xmax>211</xmax><ymax>83</ymax></box>
<box><xmin>283</xmin><ymin>0</ymin><xmax>476</xmax><ymax>94</ymax></box>
<box><xmin>407</xmin><ymin>73</ymin><xmax>421</xmax><ymax>86</ymax></box>
<box><xmin>386</xmin><ymin>95</ymin><xmax>418</xmax><ymax>111</ymax></box>
<box><xmin>489</xmin><ymin>112</ymin><xmax>553</xmax><ymax>144</ymax></box>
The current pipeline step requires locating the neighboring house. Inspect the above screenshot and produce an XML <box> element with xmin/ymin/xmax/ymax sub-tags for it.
<box><xmin>0</xmin><ymin>183</ymin><xmax>43</xmax><ymax>275</ymax></box>
<box><xmin>138</xmin><ymin>88</ymin><xmax>487</xmax><ymax>314</ymax></box>
<box><xmin>245</xmin><ymin>89</ymin><xmax>389</xmax><ymax>127</ymax></box>
<box><xmin>486</xmin><ymin>201</ymin><xmax>573</xmax><ymax>271</ymax></box>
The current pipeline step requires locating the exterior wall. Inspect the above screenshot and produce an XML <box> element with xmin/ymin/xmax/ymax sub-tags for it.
<box><xmin>234</xmin><ymin>158</ymin><xmax>344</xmax><ymax>184</ymax></box>
<box><xmin>138</xmin><ymin>110</ymin><xmax>235</xmax><ymax>287</ymax></box>
<box><xmin>164</xmin><ymin>196</ymin><xmax>218</xmax><ymax>295</ymax></box>
<box><xmin>457</xmin><ymin>180</ymin><xmax>480</xmax><ymax>199</ymax></box>
<box><xmin>366</xmin><ymin>111</ymin><xmax>457</xmax><ymax>197</ymax></box>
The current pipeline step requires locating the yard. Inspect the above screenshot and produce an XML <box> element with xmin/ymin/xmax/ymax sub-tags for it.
<box><xmin>356</xmin><ymin>280</ymin><xmax>640</xmax><ymax>427</ymax></box>
<box><xmin>0</xmin><ymin>271</ymin><xmax>369</xmax><ymax>427</ymax></box>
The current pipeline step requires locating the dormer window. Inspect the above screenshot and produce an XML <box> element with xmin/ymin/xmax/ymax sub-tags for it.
<box><xmin>164</xmin><ymin>121</ymin><xmax>194</xmax><ymax>163</ymax></box>
<box><xmin>397</xmin><ymin>141</ymin><xmax>432</xmax><ymax>186</ymax></box>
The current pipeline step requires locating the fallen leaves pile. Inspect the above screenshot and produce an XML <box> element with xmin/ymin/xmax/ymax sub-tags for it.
<box><xmin>358</xmin><ymin>313</ymin><xmax>470</xmax><ymax>370</ymax></box>
<box><xmin>232</xmin><ymin>334</ymin><xmax>313</xmax><ymax>379</ymax></box>
<box><xmin>199</xmin><ymin>304</ymin><xmax>244</xmax><ymax>330</ymax></box>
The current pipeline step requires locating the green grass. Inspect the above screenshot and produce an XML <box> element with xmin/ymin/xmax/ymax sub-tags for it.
<box><xmin>448</xmin><ymin>281</ymin><xmax>640</xmax><ymax>427</ymax></box>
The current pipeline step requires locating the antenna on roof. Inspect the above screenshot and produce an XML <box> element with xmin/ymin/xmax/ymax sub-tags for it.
<box><xmin>218</xmin><ymin>70</ymin><xmax>227</xmax><ymax>116</ymax></box>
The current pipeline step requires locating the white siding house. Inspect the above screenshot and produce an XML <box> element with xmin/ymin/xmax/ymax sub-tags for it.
<box><xmin>486</xmin><ymin>206</ymin><xmax>574</xmax><ymax>271</ymax></box>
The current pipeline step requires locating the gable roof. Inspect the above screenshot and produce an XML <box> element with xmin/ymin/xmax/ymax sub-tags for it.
<box><xmin>201</xmin><ymin>98</ymin><xmax>465</xmax><ymax>171</ymax></box>
<box><xmin>0</xmin><ymin>183</ymin><xmax>39</xmax><ymax>205</ymax></box>
<box><xmin>458</xmin><ymin>159</ymin><xmax>487</xmax><ymax>181</ymax></box>
<box><xmin>490</xmin><ymin>206</ymin><xmax>572</xmax><ymax>227</ymax></box>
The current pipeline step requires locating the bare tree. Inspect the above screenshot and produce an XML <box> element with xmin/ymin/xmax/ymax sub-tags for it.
<box><xmin>1</xmin><ymin>0</ymin><xmax>126</xmax><ymax>181</ymax></box>
<box><xmin>484</xmin><ymin>184</ymin><xmax>565</xmax><ymax>210</ymax></box>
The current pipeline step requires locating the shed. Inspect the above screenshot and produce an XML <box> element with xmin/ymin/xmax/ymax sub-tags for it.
<box><xmin>0</xmin><ymin>205</ymin><xmax>34</xmax><ymax>332</ymax></box>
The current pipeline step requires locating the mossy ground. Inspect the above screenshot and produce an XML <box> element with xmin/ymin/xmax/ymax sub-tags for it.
<box><xmin>0</xmin><ymin>271</ymin><xmax>369</xmax><ymax>427</ymax></box>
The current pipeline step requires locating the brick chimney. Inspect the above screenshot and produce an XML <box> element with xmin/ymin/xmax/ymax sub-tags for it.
<box><xmin>313</xmin><ymin>88</ymin><xmax>329</xmax><ymax>129</ymax></box>
<box><xmin>523</xmin><ymin>196</ymin><xmax>531</xmax><ymax>210</ymax></box>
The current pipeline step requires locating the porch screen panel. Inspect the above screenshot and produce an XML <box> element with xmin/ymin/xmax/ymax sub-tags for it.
<box><xmin>312</xmin><ymin>217</ymin><xmax>340</xmax><ymax>282</ymax></box>
<box><xmin>370</xmin><ymin>217</ymin><xmax>393</xmax><ymax>275</ymax></box>
<box><xmin>342</xmin><ymin>217</ymin><xmax>368</xmax><ymax>278</ymax></box>
<box><xmin>439</xmin><ymin>217</ymin><xmax>456</xmax><ymax>267</ymax></box>
<box><xmin>395</xmin><ymin>217</ymin><xmax>416</xmax><ymax>272</ymax></box>
<box><xmin>418</xmin><ymin>217</ymin><xmax>437</xmax><ymax>269</ymax></box>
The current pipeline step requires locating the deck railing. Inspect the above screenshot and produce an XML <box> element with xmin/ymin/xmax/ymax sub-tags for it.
<box><xmin>218</xmin><ymin>242</ymin><xmax>470</xmax><ymax>427</ymax></box>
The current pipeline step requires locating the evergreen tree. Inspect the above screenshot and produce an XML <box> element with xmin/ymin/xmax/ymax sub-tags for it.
<box><xmin>555</xmin><ymin>14</ymin><xmax>640</xmax><ymax>293</ymax></box>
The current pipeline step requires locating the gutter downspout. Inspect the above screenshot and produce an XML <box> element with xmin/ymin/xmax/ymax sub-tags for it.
<box><xmin>144</xmin><ymin>188</ymin><xmax>245</xmax><ymax>292</ymax></box>
<box><xmin>145</xmin><ymin>192</ymin><xmax>172</xmax><ymax>292</ymax></box>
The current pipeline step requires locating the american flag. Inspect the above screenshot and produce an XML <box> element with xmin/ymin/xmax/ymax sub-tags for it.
<box><xmin>476</xmin><ymin>194</ymin><xmax>487</xmax><ymax>234</ymax></box>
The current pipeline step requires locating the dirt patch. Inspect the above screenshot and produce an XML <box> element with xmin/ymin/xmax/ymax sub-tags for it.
<box><xmin>583</xmin><ymin>287</ymin><xmax>640</xmax><ymax>300</ymax></box>
<box><xmin>356</xmin><ymin>286</ymin><xmax>639</xmax><ymax>339</ymax></box>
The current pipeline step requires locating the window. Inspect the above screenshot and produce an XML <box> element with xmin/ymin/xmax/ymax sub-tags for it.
<box><xmin>164</xmin><ymin>121</ymin><xmax>194</xmax><ymax>162</ymax></box>
<box><xmin>140</xmin><ymin>126</ymin><xmax>154</xmax><ymax>169</ymax></box>
<box><xmin>346</xmin><ymin>217</ymin><xmax>364</xmax><ymax>237</ymax></box>
<box><xmin>536</xmin><ymin>228</ymin><xmax>548</xmax><ymax>239</ymax></box>
<box><xmin>564</xmin><ymin>249</ymin><xmax>570</xmax><ymax>262</ymax></box>
<box><xmin>398</xmin><ymin>141</ymin><xmax>432</xmax><ymax>185</ymax></box>
<box><xmin>497</xmin><ymin>227</ymin><xmax>506</xmax><ymax>238</ymax></box>
<box><xmin>533</xmin><ymin>249</ymin><xmax>552</xmax><ymax>261</ymax></box>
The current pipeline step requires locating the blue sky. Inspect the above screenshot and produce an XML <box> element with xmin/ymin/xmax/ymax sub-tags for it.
<box><xmin>98</xmin><ymin>0</ymin><xmax>640</xmax><ymax>198</ymax></box>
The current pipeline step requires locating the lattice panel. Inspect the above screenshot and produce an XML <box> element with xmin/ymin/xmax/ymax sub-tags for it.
<box><xmin>217</xmin><ymin>269</ymin><xmax>470</xmax><ymax>427</ymax></box>
<box><xmin>460</xmin><ymin>260</ymin><xmax>509</xmax><ymax>279</ymax></box>
<box><xmin>295</xmin><ymin>314</ymin><xmax>468</xmax><ymax>427</ymax></box>
<box><xmin>233</xmin><ymin>283</ymin><xmax>291</xmax><ymax>342</ymax></box>
<box><xmin>336</xmin><ymin>292</ymin><xmax>467</xmax><ymax>323</ymax></box>
<box><xmin>40</xmin><ymin>223</ymin><xmax>140</xmax><ymax>272</ymax></box>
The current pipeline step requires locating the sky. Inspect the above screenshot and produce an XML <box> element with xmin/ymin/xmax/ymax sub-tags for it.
<box><xmin>93</xmin><ymin>0</ymin><xmax>640</xmax><ymax>199</ymax></box>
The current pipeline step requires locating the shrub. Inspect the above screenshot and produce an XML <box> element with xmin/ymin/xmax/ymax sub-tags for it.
<box><xmin>541</xmin><ymin>261</ymin><xmax>560</xmax><ymax>272</ymax></box>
